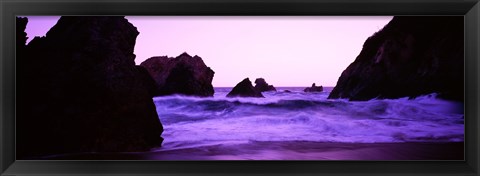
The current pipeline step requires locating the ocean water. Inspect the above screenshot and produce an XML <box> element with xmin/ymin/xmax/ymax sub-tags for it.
<box><xmin>152</xmin><ymin>87</ymin><xmax>465</xmax><ymax>154</ymax></box>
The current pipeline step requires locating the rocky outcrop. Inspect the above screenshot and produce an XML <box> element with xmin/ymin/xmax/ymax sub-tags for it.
<box><xmin>304</xmin><ymin>83</ymin><xmax>323</xmax><ymax>92</ymax></box>
<box><xmin>136</xmin><ymin>65</ymin><xmax>161</xmax><ymax>97</ymax></box>
<box><xmin>16</xmin><ymin>17</ymin><xmax>28</xmax><ymax>52</ymax></box>
<box><xmin>254</xmin><ymin>78</ymin><xmax>276</xmax><ymax>92</ymax></box>
<box><xmin>328</xmin><ymin>16</ymin><xmax>464</xmax><ymax>101</ymax></box>
<box><xmin>16</xmin><ymin>16</ymin><xmax>164</xmax><ymax>159</ymax></box>
<box><xmin>140</xmin><ymin>53</ymin><xmax>215</xmax><ymax>97</ymax></box>
<box><xmin>227</xmin><ymin>78</ymin><xmax>264</xmax><ymax>98</ymax></box>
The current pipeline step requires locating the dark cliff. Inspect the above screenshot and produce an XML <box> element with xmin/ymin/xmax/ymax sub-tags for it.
<box><xmin>17</xmin><ymin>16</ymin><xmax>164</xmax><ymax>158</ymax></box>
<box><xmin>140</xmin><ymin>52</ymin><xmax>215</xmax><ymax>97</ymax></box>
<box><xmin>328</xmin><ymin>16</ymin><xmax>464</xmax><ymax>101</ymax></box>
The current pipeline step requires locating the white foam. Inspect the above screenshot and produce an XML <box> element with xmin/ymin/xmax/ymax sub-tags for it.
<box><xmin>153</xmin><ymin>90</ymin><xmax>464</xmax><ymax>150</ymax></box>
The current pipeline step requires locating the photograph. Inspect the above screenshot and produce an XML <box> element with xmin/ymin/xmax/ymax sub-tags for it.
<box><xmin>16</xmin><ymin>16</ymin><xmax>464</xmax><ymax>160</ymax></box>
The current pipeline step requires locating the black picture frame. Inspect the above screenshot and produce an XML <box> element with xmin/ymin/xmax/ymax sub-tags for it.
<box><xmin>1</xmin><ymin>0</ymin><xmax>479</xmax><ymax>175</ymax></box>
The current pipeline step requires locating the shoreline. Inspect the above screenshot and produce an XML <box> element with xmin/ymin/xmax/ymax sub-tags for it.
<box><xmin>36</xmin><ymin>141</ymin><xmax>464</xmax><ymax>160</ymax></box>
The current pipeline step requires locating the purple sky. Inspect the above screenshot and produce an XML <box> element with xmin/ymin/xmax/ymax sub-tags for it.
<box><xmin>24</xmin><ymin>16</ymin><xmax>392</xmax><ymax>87</ymax></box>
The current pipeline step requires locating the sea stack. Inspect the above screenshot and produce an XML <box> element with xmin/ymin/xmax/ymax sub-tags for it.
<box><xmin>254</xmin><ymin>78</ymin><xmax>277</xmax><ymax>92</ymax></box>
<box><xmin>16</xmin><ymin>16</ymin><xmax>164</xmax><ymax>158</ymax></box>
<box><xmin>304</xmin><ymin>83</ymin><xmax>323</xmax><ymax>92</ymax></box>
<box><xmin>328</xmin><ymin>16</ymin><xmax>463</xmax><ymax>101</ymax></box>
<box><xmin>227</xmin><ymin>78</ymin><xmax>264</xmax><ymax>98</ymax></box>
<box><xmin>140</xmin><ymin>52</ymin><xmax>215</xmax><ymax>97</ymax></box>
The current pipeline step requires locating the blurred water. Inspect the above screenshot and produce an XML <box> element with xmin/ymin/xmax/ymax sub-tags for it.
<box><xmin>152</xmin><ymin>87</ymin><xmax>464</xmax><ymax>152</ymax></box>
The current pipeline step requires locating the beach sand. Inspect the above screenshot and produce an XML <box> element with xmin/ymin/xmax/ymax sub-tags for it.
<box><xmin>39</xmin><ymin>141</ymin><xmax>464</xmax><ymax>160</ymax></box>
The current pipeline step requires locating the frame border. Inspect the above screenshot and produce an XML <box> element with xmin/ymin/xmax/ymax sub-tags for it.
<box><xmin>1</xmin><ymin>0</ymin><xmax>479</xmax><ymax>175</ymax></box>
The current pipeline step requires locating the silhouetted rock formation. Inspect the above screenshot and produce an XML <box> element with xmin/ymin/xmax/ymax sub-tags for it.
<box><xmin>16</xmin><ymin>17</ymin><xmax>28</xmax><ymax>53</ymax></box>
<box><xmin>16</xmin><ymin>16</ymin><xmax>164</xmax><ymax>159</ymax></box>
<box><xmin>254</xmin><ymin>78</ymin><xmax>277</xmax><ymax>92</ymax></box>
<box><xmin>227</xmin><ymin>78</ymin><xmax>264</xmax><ymax>98</ymax></box>
<box><xmin>136</xmin><ymin>65</ymin><xmax>161</xmax><ymax>97</ymax></box>
<box><xmin>140</xmin><ymin>52</ymin><xmax>215</xmax><ymax>97</ymax></box>
<box><xmin>329</xmin><ymin>16</ymin><xmax>464</xmax><ymax>101</ymax></box>
<box><xmin>304</xmin><ymin>83</ymin><xmax>323</xmax><ymax>92</ymax></box>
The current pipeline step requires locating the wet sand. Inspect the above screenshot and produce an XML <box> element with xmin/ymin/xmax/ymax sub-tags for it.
<box><xmin>38</xmin><ymin>141</ymin><xmax>464</xmax><ymax>160</ymax></box>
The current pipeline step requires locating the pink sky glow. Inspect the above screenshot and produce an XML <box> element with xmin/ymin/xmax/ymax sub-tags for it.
<box><xmin>24</xmin><ymin>16</ymin><xmax>393</xmax><ymax>87</ymax></box>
